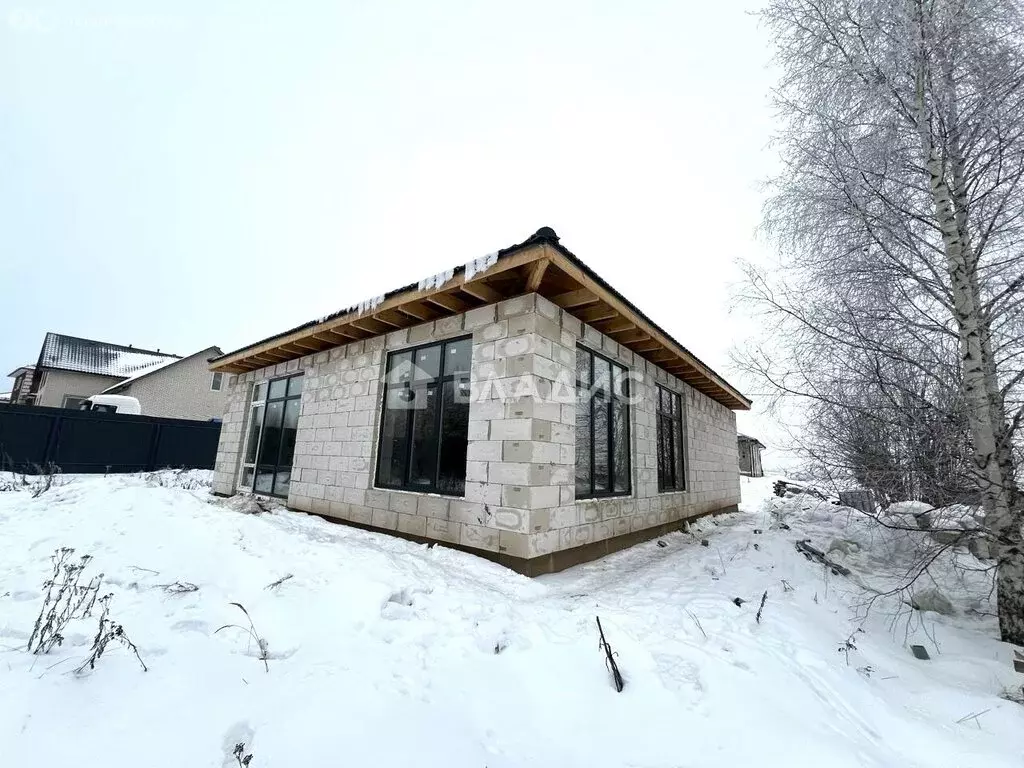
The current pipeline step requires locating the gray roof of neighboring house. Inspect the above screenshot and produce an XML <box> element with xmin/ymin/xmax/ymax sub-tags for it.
<box><xmin>101</xmin><ymin>345</ymin><xmax>223</xmax><ymax>394</ymax></box>
<box><xmin>37</xmin><ymin>333</ymin><xmax>180</xmax><ymax>379</ymax></box>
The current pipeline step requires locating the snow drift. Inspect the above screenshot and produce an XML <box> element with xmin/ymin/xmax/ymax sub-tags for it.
<box><xmin>0</xmin><ymin>473</ymin><xmax>1022</xmax><ymax>767</ymax></box>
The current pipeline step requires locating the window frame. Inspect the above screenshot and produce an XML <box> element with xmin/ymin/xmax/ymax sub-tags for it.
<box><xmin>374</xmin><ymin>335</ymin><xmax>472</xmax><ymax>497</ymax></box>
<box><xmin>238</xmin><ymin>373</ymin><xmax>303</xmax><ymax>499</ymax></box>
<box><xmin>62</xmin><ymin>394</ymin><xmax>87</xmax><ymax>410</ymax></box>
<box><xmin>656</xmin><ymin>385</ymin><xmax>686</xmax><ymax>492</ymax></box>
<box><xmin>575</xmin><ymin>345</ymin><xmax>631</xmax><ymax>500</ymax></box>
<box><xmin>211</xmin><ymin>372</ymin><xmax>224</xmax><ymax>392</ymax></box>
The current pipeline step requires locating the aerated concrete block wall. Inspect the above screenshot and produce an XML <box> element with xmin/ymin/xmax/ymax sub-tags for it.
<box><xmin>212</xmin><ymin>293</ymin><xmax>740</xmax><ymax>568</ymax></box>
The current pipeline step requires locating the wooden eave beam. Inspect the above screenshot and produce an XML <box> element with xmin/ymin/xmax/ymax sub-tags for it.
<box><xmin>575</xmin><ymin>304</ymin><xmax>618</xmax><ymax>324</ymax></box>
<box><xmin>349</xmin><ymin>317</ymin><xmax>390</xmax><ymax>335</ymax></box>
<box><xmin>426</xmin><ymin>292</ymin><xmax>469</xmax><ymax>313</ymax></box>
<box><xmin>397</xmin><ymin>302</ymin><xmax>435</xmax><ymax>322</ymax></box>
<box><xmin>616</xmin><ymin>330</ymin><xmax>650</xmax><ymax>344</ymax></box>
<box><xmin>373</xmin><ymin>309</ymin><xmax>408</xmax><ymax>328</ymax></box>
<box><xmin>312</xmin><ymin>333</ymin><xmax>343</xmax><ymax>347</ymax></box>
<box><xmin>248</xmin><ymin>354</ymin><xmax>281</xmax><ymax>366</ymax></box>
<box><xmin>317</xmin><ymin>328</ymin><xmax>356</xmax><ymax>342</ymax></box>
<box><xmin>551</xmin><ymin>288</ymin><xmax>599</xmax><ymax>309</ymax></box>
<box><xmin>600</xmin><ymin>319</ymin><xmax>637</xmax><ymax>335</ymax></box>
<box><xmin>460</xmin><ymin>280</ymin><xmax>502</xmax><ymax>303</ymax></box>
<box><xmin>525</xmin><ymin>258</ymin><xmax>550</xmax><ymax>292</ymax></box>
<box><xmin>256</xmin><ymin>349</ymin><xmax>289</xmax><ymax>361</ymax></box>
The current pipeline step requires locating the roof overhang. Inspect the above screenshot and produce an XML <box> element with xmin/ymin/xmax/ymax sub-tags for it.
<box><xmin>210</xmin><ymin>230</ymin><xmax>751</xmax><ymax>410</ymax></box>
<box><xmin>7</xmin><ymin>365</ymin><xmax>34</xmax><ymax>378</ymax></box>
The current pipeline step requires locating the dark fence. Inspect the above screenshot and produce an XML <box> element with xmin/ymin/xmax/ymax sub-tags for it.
<box><xmin>0</xmin><ymin>403</ymin><xmax>222</xmax><ymax>474</ymax></box>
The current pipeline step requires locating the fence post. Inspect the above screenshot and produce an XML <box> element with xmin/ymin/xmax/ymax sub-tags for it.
<box><xmin>41</xmin><ymin>412</ymin><xmax>63</xmax><ymax>471</ymax></box>
<box><xmin>145</xmin><ymin>424</ymin><xmax>163</xmax><ymax>472</ymax></box>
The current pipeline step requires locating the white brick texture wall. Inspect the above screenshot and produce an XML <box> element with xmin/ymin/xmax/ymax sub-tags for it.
<box><xmin>212</xmin><ymin>293</ymin><xmax>741</xmax><ymax>561</ymax></box>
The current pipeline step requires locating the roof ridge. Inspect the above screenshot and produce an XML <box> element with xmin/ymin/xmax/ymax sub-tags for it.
<box><xmin>44</xmin><ymin>332</ymin><xmax>181</xmax><ymax>359</ymax></box>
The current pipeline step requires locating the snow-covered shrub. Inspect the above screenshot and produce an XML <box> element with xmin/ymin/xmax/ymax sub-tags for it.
<box><xmin>219</xmin><ymin>493</ymin><xmax>278</xmax><ymax>515</ymax></box>
<box><xmin>28</xmin><ymin>463</ymin><xmax>61</xmax><ymax>498</ymax></box>
<box><xmin>216</xmin><ymin>602</ymin><xmax>270</xmax><ymax>672</ymax></box>
<box><xmin>909</xmin><ymin>587</ymin><xmax>956</xmax><ymax>616</ymax></box>
<box><xmin>885</xmin><ymin>500</ymin><xmax>933</xmax><ymax>518</ymax></box>
<box><xmin>142</xmin><ymin>468</ymin><xmax>211</xmax><ymax>491</ymax></box>
<box><xmin>75</xmin><ymin>593</ymin><xmax>147</xmax><ymax>674</ymax></box>
<box><xmin>232</xmin><ymin>742</ymin><xmax>255</xmax><ymax>767</ymax></box>
<box><xmin>27</xmin><ymin>548</ymin><xmax>103</xmax><ymax>654</ymax></box>
<box><xmin>1002</xmin><ymin>686</ymin><xmax>1024</xmax><ymax>706</ymax></box>
<box><xmin>0</xmin><ymin>466</ymin><xmax>65</xmax><ymax>497</ymax></box>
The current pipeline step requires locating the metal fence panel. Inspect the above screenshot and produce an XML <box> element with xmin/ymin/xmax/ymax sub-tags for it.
<box><xmin>0</xmin><ymin>403</ymin><xmax>221</xmax><ymax>474</ymax></box>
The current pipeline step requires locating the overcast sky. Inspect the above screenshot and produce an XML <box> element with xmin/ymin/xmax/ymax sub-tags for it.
<box><xmin>1</xmin><ymin>1</ymin><xmax>783</xmax><ymax>459</ymax></box>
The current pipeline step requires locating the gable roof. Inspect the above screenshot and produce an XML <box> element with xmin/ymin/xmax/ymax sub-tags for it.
<box><xmin>738</xmin><ymin>434</ymin><xmax>766</xmax><ymax>448</ymax></box>
<box><xmin>38</xmin><ymin>333</ymin><xmax>180</xmax><ymax>379</ymax></box>
<box><xmin>210</xmin><ymin>227</ymin><xmax>751</xmax><ymax>410</ymax></box>
<box><xmin>7</xmin><ymin>364</ymin><xmax>34</xmax><ymax>378</ymax></box>
<box><xmin>101</xmin><ymin>346</ymin><xmax>223</xmax><ymax>394</ymax></box>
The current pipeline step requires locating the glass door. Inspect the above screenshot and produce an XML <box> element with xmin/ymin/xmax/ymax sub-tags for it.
<box><xmin>239</xmin><ymin>374</ymin><xmax>302</xmax><ymax>498</ymax></box>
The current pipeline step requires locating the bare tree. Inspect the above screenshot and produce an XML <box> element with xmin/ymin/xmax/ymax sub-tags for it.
<box><xmin>745</xmin><ymin>0</ymin><xmax>1024</xmax><ymax>644</ymax></box>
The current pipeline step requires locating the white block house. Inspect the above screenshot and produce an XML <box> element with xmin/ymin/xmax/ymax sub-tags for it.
<box><xmin>209</xmin><ymin>227</ymin><xmax>750</xmax><ymax>574</ymax></box>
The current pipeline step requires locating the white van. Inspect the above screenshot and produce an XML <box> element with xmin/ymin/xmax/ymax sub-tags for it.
<box><xmin>79</xmin><ymin>394</ymin><xmax>142</xmax><ymax>415</ymax></box>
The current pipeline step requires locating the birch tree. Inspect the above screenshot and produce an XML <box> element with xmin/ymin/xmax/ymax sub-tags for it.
<box><xmin>752</xmin><ymin>0</ymin><xmax>1024</xmax><ymax>644</ymax></box>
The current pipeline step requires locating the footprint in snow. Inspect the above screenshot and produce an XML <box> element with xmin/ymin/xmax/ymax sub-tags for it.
<box><xmin>10</xmin><ymin>590</ymin><xmax>39</xmax><ymax>602</ymax></box>
<box><xmin>221</xmin><ymin>721</ymin><xmax>255</xmax><ymax>768</ymax></box>
<box><xmin>380</xmin><ymin>587</ymin><xmax>428</xmax><ymax>619</ymax></box>
<box><xmin>171</xmin><ymin>619</ymin><xmax>211</xmax><ymax>635</ymax></box>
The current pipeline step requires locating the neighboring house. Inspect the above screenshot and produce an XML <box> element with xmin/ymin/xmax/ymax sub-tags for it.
<box><xmin>209</xmin><ymin>227</ymin><xmax>751</xmax><ymax>574</ymax></box>
<box><xmin>100</xmin><ymin>345</ymin><xmax>227</xmax><ymax>420</ymax></box>
<box><xmin>9</xmin><ymin>333</ymin><xmax>227</xmax><ymax>420</ymax></box>
<box><xmin>738</xmin><ymin>434</ymin><xmax>765</xmax><ymax>477</ymax></box>
<box><xmin>0</xmin><ymin>392</ymin><xmax>9</xmax><ymax>403</ymax></box>
<box><xmin>6</xmin><ymin>365</ymin><xmax>35</xmax><ymax>405</ymax></box>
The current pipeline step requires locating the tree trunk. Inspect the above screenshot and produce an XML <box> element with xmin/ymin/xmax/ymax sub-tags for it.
<box><xmin>914</xmin><ymin>22</ymin><xmax>1022</xmax><ymax>643</ymax></box>
<box><xmin>998</xmin><ymin>531</ymin><xmax>1024</xmax><ymax>646</ymax></box>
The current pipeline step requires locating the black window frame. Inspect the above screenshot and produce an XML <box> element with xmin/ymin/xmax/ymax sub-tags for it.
<box><xmin>575</xmin><ymin>345</ymin><xmax>631</xmax><ymax>500</ymax></box>
<box><xmin>656</xmin><ymin>385</ymin><xmax>686</xmax><ymax>492</ymax></box>
<box><xmin>61</xmin><ymin>395</ymin><xmax>87</xmax><ymax>410</ymax></box>
<box><xmin>374</xmin><ymin>335</ymin><xmax>472</xmax><ymax>497</ymax></box>
<box><xmin>252</xmin><ymin>372</ymin><xmax>303</xmax><ymax>499</ymax></box>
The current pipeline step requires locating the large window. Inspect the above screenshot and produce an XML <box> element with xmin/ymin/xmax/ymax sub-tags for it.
<box><xmin>657</xmin><ymin>385</ymin><xmax>686</xmax><ymax>491</ymax></box>
<box><xmin>376</xmin><ymin>337</ymin><xmax>471</xmax><ymax>496</ymax></box>
<box><xmin>239</xmin><ymin>374</ymin><xmax>303</xmax><ymax>498</ymax></box>
<box><xmin>576</xmin><ymin>346</ymin><xmax>630</xmax><ymax>499</ymax></box>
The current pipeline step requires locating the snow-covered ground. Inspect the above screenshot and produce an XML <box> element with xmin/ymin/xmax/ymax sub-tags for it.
<box><xmin>1</xmin><ymin>472</ymin><xmax>1022</xmax><ymax>767</ymax></box>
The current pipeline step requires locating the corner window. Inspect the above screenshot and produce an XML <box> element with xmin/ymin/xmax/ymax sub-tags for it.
<box><xmin>239</xmin><ymin>374</ymin><xmax>302</xmax><ymax>498</ymax></box>
<box><xmin>656</xmin><ymin>386</ymin><xmax>686</xmax><ymax>491</ymax></box>
<box><xmin>211</xmin><ymin>372</ymin><xmax>224</xmax><ymax>391</ymax></box>
<box><xmin>575</xmin><ymin>346</ymin><xmax>630</xmax><ymax>499</ymax></box>
<box><xmin>376</xmin><ymin>337</ymin><xmax>471</xmax><ymax>496</ymax></box>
